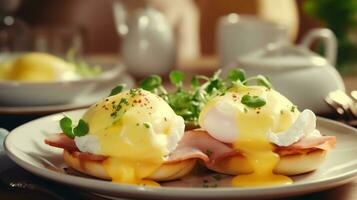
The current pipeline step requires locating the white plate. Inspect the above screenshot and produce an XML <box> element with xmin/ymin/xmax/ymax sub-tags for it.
<box><xmin>0</xmin><ymin>73</ymin><xmax>135</xmax><ymax>115</ymax></box>
<box><xmin>4</xmin><ymin>110</ymin><xmax>357</xmax><ymax>200</ymax></box>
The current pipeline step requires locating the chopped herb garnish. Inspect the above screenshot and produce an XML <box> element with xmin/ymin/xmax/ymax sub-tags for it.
<box><xmin>291</xmin><ymin>105</ymin><xmax>296</xmax><ymax>112</ymax></box>
<box><xmin>129</xmin><ymin>88</ymin><xmax>139</xmax><ymax>97</ymax></box>
<box><xmin>59</xmin><ymin>116</ymin><xmax>89</xmax><ymax>138</ymax></box>
<box><xmin>244</xmin><ymin>107</ymin><xmax>248</xmax><ymax>113</ymax></box>
<box><xmin>241</xmin><ymin>95</ymin><xmax>266</xmax><ymax>108</ymax></box>
<box><xmin>108</xmin><ymin>84</ymin><xmax>125</xmax><ymax>97</ymax></box>
<box><xmin>280</xmin><ymin>110</ymin><xmax>284</xmax><ymax>115</ymax></box>
<box><xmin>143</xmin><ymin>122</ymin><xmax>150</xmax><ymax>128</ymax></box>
<box><xmin>111</xmin><ymin>98</ymin><xmax>129</xmax><ymax>119</ymax></box>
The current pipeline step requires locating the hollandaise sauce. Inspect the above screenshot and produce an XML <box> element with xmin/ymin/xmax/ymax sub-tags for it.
<box><xmin>199</xmin><ymin>85</ymin><xmax>299</xmax><ymax>187</ymax></box>
<box><xmin>231</xmin><ymin>86</ymin><xmax>295</xmax><ymax>187</ymax></box>
<box><xmin>80</xmin><ymin>89</ymin><xmax>183</xmax><ymax>186</ymax></box>
<box><xmin>103</xmin><ymin>158</ymin><xmax>161</xmax><ymax>186</ymax></box>
<box><xmin>231</xmin><ymin>113</ymin><xmax>292</xmax><ymax>187</ymax></box>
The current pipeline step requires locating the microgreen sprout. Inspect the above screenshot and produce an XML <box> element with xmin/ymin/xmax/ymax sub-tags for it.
<box><xmin>60</xmin><ymin>116</ymin><xmax>89</xmax><ymax>138</ymax></box>
<box><xmin>139</xmin><ymin>67</ymin><xmax>272</xmax><ymax>125</ymax></box>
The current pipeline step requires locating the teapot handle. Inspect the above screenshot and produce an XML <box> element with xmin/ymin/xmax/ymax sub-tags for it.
<box><xmin>300</xmin><ymin>28</ymin><xmax>337</xmax><ymax>66</ymax></box>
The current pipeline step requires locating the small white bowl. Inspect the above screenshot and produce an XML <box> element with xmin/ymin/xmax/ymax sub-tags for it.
<box><xmin>0</xmin><ymin>60</ymin><xmax>124</xmax><ymax>106</ymax></box>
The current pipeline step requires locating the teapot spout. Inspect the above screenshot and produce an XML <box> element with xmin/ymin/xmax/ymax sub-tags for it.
<box><xmin>113</xmin><ymin>0</ymin><xmax>128</xmax><ymax>37</ymax></box>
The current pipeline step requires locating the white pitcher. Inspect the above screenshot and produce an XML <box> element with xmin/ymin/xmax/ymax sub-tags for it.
<box><xmin>113</xmin><ymin>1</ymin><xmax>176</xmax><ymax>77</ymax></box>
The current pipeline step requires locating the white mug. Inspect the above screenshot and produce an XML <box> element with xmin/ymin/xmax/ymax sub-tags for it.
<box><xmin>217</xmin><ymin>14</ymin><xmax>288</xmax><ymax>67</ymax></box>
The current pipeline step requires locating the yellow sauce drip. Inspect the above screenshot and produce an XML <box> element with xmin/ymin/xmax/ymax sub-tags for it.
<box><xmin>199</xmin><ymin>86</ymin><xmax>300</xmax><ymax>187</ymax></box>
<box><xmin>232</xmin><ymin>115</ymin><xmax>292</xmax><ymax>187</ymax></box>
<box><xmin>103</xmin><ymin>158</ymin><xmax>161</xmax><ymax>187</ymax></box>
<box><xmin>81</xmin><ymin>89</ymin><xmax>181</xmax><ymax>186</ymax></box>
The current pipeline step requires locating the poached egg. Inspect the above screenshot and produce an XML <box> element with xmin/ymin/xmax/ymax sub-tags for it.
<box><xmin>74</xmin><ymin>89</ymin><xmax>185</xmax><ymax>185</ymax></box>
<box><xmin>199</xmin><ymin>85</ymin><xmax>320</xmax><ymax>187</ymax></box>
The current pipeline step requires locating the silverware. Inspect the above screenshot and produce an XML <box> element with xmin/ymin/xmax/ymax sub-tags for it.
<box><xmin>325</xmin><ymin>90</ymin><xmax>357</xmax><ymax>127</ymax></box>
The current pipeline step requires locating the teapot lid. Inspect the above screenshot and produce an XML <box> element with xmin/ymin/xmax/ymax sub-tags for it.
<box><xmin>237</xmin><ymin>43</ymin><xmax>328</xmax><ymax>70</ymax></box>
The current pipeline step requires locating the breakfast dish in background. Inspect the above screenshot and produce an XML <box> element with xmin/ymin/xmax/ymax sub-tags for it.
<box><xmin>0</xmin><ymin>51</ymin><xmax>100</xmax><ymax>82</ymax></box>
<box><xmin>44</xmin><ymin>68</ymin><xmax>336</xmax><ymax>187</ymax></box>
<box><xmin>0</xmin><ymin>51</ymin><xmax>131</xmax><ymax>107</ymax></box>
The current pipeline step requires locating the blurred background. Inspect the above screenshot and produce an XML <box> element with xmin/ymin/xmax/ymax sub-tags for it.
<box><xmin>1</xmin><ymin>0</ymin><xmax>357</xmax><ymax>121</ymax></box>
<box><xmin>2</xmin><ymin>0</ymin><xmax>355</xmax><ymax>73</ymax></box>
<box><xmin>4</xmin><ymin>0</ymin><xmax>315</xmax><ymax>53</ymax></box>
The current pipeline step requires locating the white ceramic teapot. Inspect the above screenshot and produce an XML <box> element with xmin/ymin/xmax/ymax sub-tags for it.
<box><xmin>113</xmin><ymin>1</ymin><xmax>176</xmax><ymax>77</ymax></box>
<box><xmin>235</xmin><ymin>28</ymin><xmax>344</xmax><ymax>114</ymax></box>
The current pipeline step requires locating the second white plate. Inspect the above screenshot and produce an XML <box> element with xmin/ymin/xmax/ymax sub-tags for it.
<box><xmin>0</xmin><ymin>73</ymin><xmax>135</xmax><ymax>115</ymax></box>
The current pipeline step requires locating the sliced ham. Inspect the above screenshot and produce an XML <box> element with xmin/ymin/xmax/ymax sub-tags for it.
<box><xmin>166</xmin><ymin>130</ymin><xmax>240</xmax><ymax>168</ymax></box>
<box><xmin>45</xmin><ymin>133</ymin><xmax>78</xmax><ymax>151</ymax></box>
<box><xmin>44</xmin><ymin>131</ymin><xmax>336</xmax><ymax>167</ymax></box>
<box><xmin>69</xmin><ymin>151</ymin><xmax>108</xmax><ymax>161</ymax></box>
<box><xmin>45</xmin><ymin>133</ymin><xmax>107</xmax><ymax>161</ymax></box>
<box><xmin>275</xmin><ymin>135</ymin><xmax>336</xmax><ymax>156</ymax></box>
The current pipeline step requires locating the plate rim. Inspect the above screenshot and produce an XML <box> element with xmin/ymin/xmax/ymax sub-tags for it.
<box><xmin>0</xmin><ymin>74</ymin><xmax>134</xmax><ymax>115</ymax></box>
<box><xmin>4</xmin><ymin>110</ymin><xmax>357</xmax><ymax>199</ymax></box>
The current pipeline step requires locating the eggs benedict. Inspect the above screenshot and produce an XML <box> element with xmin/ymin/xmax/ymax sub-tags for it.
<box><xmin>45</xmin><ymin>88</ymin><xmax>197</xmax><ymax>185</ymax></box>
<box><xmin>45</xmin><ymin>68</ymin><xmax>336</xmax><ymax>188</ymax></box>
<box><xmin>0</xmin><ymin>52</ymin><xmax>101</xmax><ymax>82</ymax></box>
<box><xmin>198</xmin><ymin>85</ymin><xmax>336</xmax><ymax>187</ymax></box>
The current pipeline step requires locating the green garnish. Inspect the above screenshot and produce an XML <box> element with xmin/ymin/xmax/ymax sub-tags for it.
<box><xmin>241</xmin><ymin>74</ymin><xmax>272</xmax><ymax>89</ymax></box>
<box><xmin>139</xmin><ymin>67</ymin><xmax>272</xmax><ymax>125</ymax></box>
<box><xmin>227</xmin><ymin>68</ymin><xmax>246</xmax><ymax>84</ymax></box>
<box><xmin>73</xmin><ymin>119</ymin><xmax>89</xmax><ymax>137</ymax></box>
<box><xmin>143</xmin><ymin>122</ymin><xmax>150</xmax><ymax>128</ymax></box>
<box><xmin>129</xmin><ymin>88</ymin><xmax>139</xmax><ymax>97</ymax></box>
<box><xmin>256</xmin><ymin>75</ymin><xmax>272</xmax><ymax>89</ymax></box>
<box><xmin>241</xmin><ymin>94</ymin><xmax>266</xmax><ymax>108</ymax></box>
<box><xmin>109</xmin><ymin>84</ymin><xmax>125</xmax><ymax>97</ymax></box>
<box><xmin>111</xmin><ymin>98</ymin><xmax>129</xmax><ymax>119</ymax></box>
<box><xmin>291</xmin><ymin>105</ymin><xmax>297</xmax><ymax>112</ymax></box>
<box><xmin>60</xmin><ymin>116</ymin><xmax>89</xmax><ymax>138</ymax></box>
<box><xmin>139</xmin><ymin>75</ymin><xmax>162</xmax><ymax>92</ymax></box>
<box><xmin>169</xmin><ymin>70</ymin><xmax>184</xmax><ymax>88</ymax></box>
<box><xmin>191</xmin><ymin>76</ymin><xmax>200</xmax><ymax>88</ymax></box>
<box><xmin>139</xmin><ymin>75</ymin><xmax>167</xmax><ymax>99</ymax></box>
<box><xmin>244</xmin><ymin>107</ymin><xmax>248</xmax><ymax>113</ymax></box>
<box><xmin>60</xmin><ymin>117</ymin><xmax>74</xmax><ymax>138</ymax></box>
<box><xmin>67</xmin><ymin>48</ymin><xmax>102</xmax><ymax>78</ymax></box>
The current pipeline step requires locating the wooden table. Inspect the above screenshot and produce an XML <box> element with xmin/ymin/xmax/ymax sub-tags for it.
<box><xmin>1</xmin><ymin>55</ymin><xmax>357</xmax><ymax>200</ymax></box>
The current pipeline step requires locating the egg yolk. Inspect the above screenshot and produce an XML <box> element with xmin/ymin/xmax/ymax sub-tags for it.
<box><xmin>82</xmin><ymin>89</ymin><xmax>182</xmax><ymax>186</ymax></box>
<box><xmin>200</xmin><ymin>86</ymin><xmax>300</xmax><ymax>187</ymax></box>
